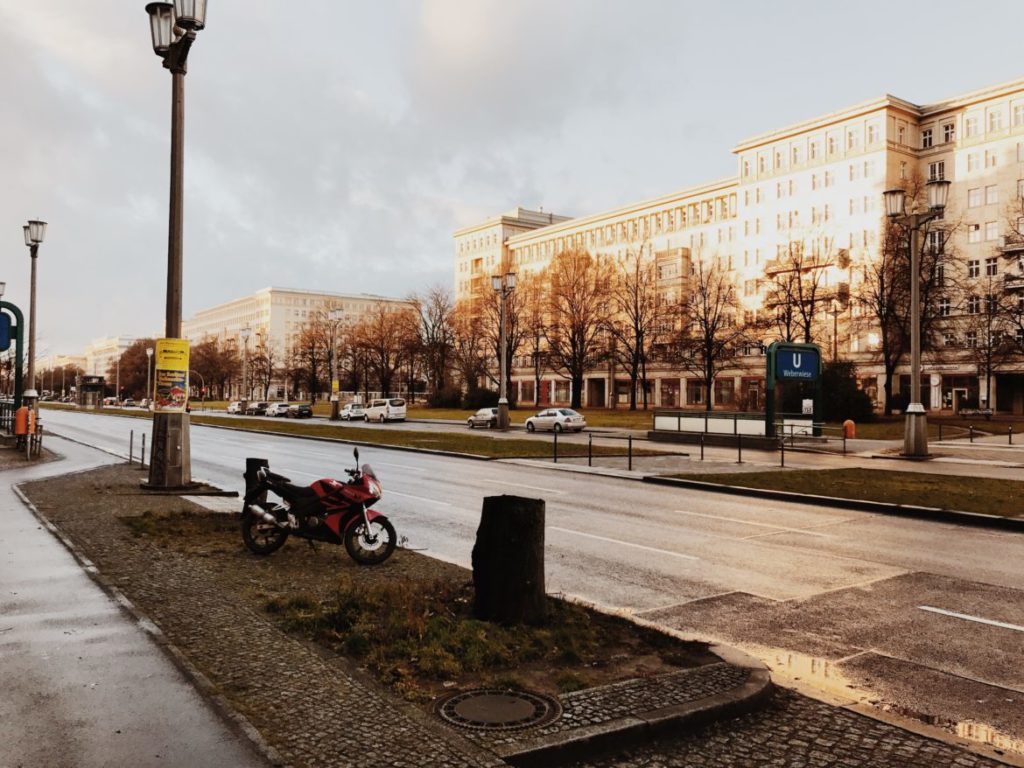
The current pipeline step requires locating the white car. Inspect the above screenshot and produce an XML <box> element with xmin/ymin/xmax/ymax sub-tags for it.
<box><xmin>227</xmin><ymin>401</ymin><xmax>244</xmax><ymax>414</ymax></box>
<box><xmin>525</xmin><ymin>408</ymin><xmax>587</xmax><ymax>433</ymax></box>
<box><xmin>363</xmin><ymin>397</ymin><xmax>407</xmax><ymax>423</ymax></box>
<box><xmin>265</xmin><ymin>402</ymin><xmax>291</xmax><ymax>417</ymax></box>
<box><xmin>339</xmin><ymin>402</ymin><xmax>365</xmax><ymax>421</ymax></box>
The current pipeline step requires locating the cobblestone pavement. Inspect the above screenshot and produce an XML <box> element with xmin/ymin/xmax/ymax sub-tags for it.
<box><xmin>567</xmin><ymin>688</ymin><xmax>1011</xmax><ymax>768</ymax></box>
<box><xmin>22</xmin><ymin>468</ymin><xmax>505</xmax><ymax>768</ymax></box>
<box><xmin>461</xmin><ymin>663</ymin><xmax>752</xmax><ymax>751</ymax></box>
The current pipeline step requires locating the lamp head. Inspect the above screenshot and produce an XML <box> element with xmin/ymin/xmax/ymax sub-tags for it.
<box><xmin>173</xmin><ymin>0</ymin><xmax>206</xmax><ymax>31</ymax></box>
<box><xmin>883</xmin><ymin>188</ymin><xmax>906</xmax><ymax>219</ymax></box>
<box><xmin>926</xmin><ymin>178</ymin><xmax>951</xmax><ymax>211</ymax></box>
<box><xmin>145</xmin><ymin>1</ymin><xmax>175</xmax><ymax>55</ymax></box>
<box><xmin>506</xmin><ymin>272</ymin><xmax>517</xmax><ymax>290</ymax></box>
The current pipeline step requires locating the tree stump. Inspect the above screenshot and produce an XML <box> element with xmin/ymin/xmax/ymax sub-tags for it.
<box><xmin>472</xmin><ymin>495</ymin><xmax>547</xmax><ymax>626</ymax></box>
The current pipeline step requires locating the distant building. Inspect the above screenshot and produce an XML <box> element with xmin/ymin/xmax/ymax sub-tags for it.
<box><xmin>84</xmin><ymin>337</ymin><xmax>137</xmax><ymax>378</ymax></box>
<box><xmin>456</xmin><ymin>77</ymin><xmax>1024</xmax><ymax>414</ymax></box>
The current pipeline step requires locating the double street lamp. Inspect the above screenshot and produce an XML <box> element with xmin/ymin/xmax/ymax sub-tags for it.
<box><xmin>143</xmin><ymin>0</ymin><xmax>207</xmax><ymax>488</ymax></box>
<box><xmin>145</xmin><ymin>346</ymin><xmax>154</xmax><ymax>404</ymax></box>
<box><xmin>327</xmin><ymin>308</ymin><xmax>345</xmax><ymax>420</ymax></box>
<box><xmin>882</xmin><ymin>177</ymin><xmax>951</xmax><ymax>458</ymax></box>
<box><xmin>491</xmin><ymin>272</ymin><xmax>516</xmax><ymax>431</ymax></box>
<box><xmin>23</xmin><ymin>220</ymin><xmax>46</xmax><ymax>399</ymax></box>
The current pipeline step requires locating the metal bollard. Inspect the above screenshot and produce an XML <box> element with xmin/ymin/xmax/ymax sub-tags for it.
<box><xmin>141</xmin><ymin>434</ymin><xmax>146</xmax><ymax>469</ymax></box>
<box><xmin>842</xmin><ymin>431</ymin><xmax>847</xmax><ymax>456</ymax></box>
<box><xmin>129</xmin><ymin>430</ymin><xmax>134</xmax><ymax>465</ymax></box>
<box><xmin>970</xmin><ymin>425</ymin><xmax>974</xmax><ymax>443</ymax></box>
<box><xmin>1010</xmin><ymin>426</ymin><xmax>1014</xmax><ymax>445</ymax></box>
<box><xmin>938</xmin><ymin>423</ymin><xmax>943</xmax><ymax>442</ymax></box>
<box><xmin>588</xmin><ymin>433</ymin><xmax>593</xmax><ymax>467</ymax></box>
<box><xmin>628</xmin><ymin>435</ymin><xmax>633</xmax><ymax>472</ymax></box>
<box><xmin>780</xmin><ymin>435</ymin><xmax>785</xmax><ymax>467</ymax></box>
<box><xmin>700</xmin><ymin>432</ymin><xmax>705</xmax><ymax>461</ymax></box>
<box><xmin>553</xmin><ymin>429</ymin><xmax>558</xmax><ymax>463</ymax></box>
<box><xmin>737</xmin><ymin>433</ymin><xmax>743</xmax><ymax>464</ymax></box>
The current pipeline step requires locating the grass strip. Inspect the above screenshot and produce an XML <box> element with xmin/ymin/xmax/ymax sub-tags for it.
<box><xmin>674</xmin><ymin>468</ymin><xmax>1024</xmax><ymax>518</ymax></box>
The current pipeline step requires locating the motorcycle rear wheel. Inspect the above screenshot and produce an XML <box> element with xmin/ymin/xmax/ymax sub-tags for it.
<box><xmin>344</xmin><ymin>516</ymin><xmax>396</xmax><ymax>565</ymax></box>
<box><xmin>241</xmin><ymin>510</ymin><xmax>289</xmax><ymax>555</ymax></box>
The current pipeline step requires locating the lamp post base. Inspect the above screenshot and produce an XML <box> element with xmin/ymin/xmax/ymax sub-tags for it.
<box><xmin>144</xmin><ymin>411</ymin><xmax>193</xmax><ymax>489</ymax></box>
<box><xmin>497</xmin><ymin>398</ymin><xmax>510</xmax><ymax>431</ymax></box>
<box><xmin>330</xmin><ymin>398</ymin><xmax>340</xmax><ymax>421</ymax></box>
<box><xmin>902</xmin><ymin>403</ymin><xmax>929</xmax><ymax>458</ymax></box>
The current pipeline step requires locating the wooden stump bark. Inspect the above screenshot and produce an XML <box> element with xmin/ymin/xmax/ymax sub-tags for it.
<box><xmin>471</xmin><ymin>495</ymin><xmax>547</xmax><ymax>626</ymax></box>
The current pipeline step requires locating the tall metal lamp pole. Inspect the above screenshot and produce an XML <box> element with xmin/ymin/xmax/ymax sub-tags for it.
<box><xmin>882</xmin><ymin>178</ymin><xmax>950</xmax><ymax>458</ymax></box>
<box><xmin>491</xmin><ymin>272</ymin><xmax>517</xmax><ymax>431</ymax></box>
<box><xmin>23</xmin><ymin>220</ymin><xmax>46</xmax><ymax>398</ymax></box>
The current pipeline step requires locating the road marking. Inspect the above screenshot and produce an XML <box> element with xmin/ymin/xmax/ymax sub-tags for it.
<box><xmin>372</xmin><ymin>461</ymin><xmax>426</xmax><ymax>472</ymax></box>
<box><xmin>918</xmin><ymin>606</ymin><xmax>1024</xmax><ymax>633</ymax></box>
<box><xmin>389</xmin><ymin>490</ymin><xmax>452</xmax><ymax>507</ymax></box>
<box><xmin>673</xmin><ymin>509</ymin><xmax>830</xmax><ymax>538</ymax></box>
<box><xmin>279</xmin><ymin>468</ymin><xmax>321</xmax><ymax>478</ymax></box>
<box><xmin>484</xmin><ymin>479</ymin><xmax>565</xmax><ymax>495</ymax></box>
<box><xmin>548</xmin><ymin>526</ymin><xmax>698</xmax><ymax>561</ymax></box>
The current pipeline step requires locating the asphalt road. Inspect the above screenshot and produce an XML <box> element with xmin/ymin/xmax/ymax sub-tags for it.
<box><xmin>40</xmin><ymin>408</ymin><xmax>1024</xmax><ymax>757</ymax></box>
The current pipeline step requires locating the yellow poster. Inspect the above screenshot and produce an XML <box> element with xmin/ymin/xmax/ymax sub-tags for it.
<box><xmin>154</xmin><ymin>338</ymin><xmax>190</xmax><ymax>412</ymax></box>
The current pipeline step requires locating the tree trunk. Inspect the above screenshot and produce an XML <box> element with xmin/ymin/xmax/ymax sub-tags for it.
<box><xmin>471</xmin><ymin>495</ymin><xmax>547</xmax><ymax>626</ymax></box>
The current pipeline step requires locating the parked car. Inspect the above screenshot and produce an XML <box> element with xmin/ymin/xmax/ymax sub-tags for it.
<box><xmin>339</xmin><ymin>402</ymin><xmax>365</xmax><ymax>421</ymax></box>
<box><xmin>467</xmin><ymin>407</ymin><xmax>498</xmax><ymax>429</ymax></box>
<box><xmin>525</xmin><ymin>408</ymin><xmax>587</xmax><ymax>433</ymax></box>
<box><xmin>363</xmin><ymin>397</ymin><xmax>407</xmax><ymax>423</ymax></box>
<box><xmin>286</xmin><ymin>404</ymin><xmax>313</xmax><ymax>419</ymax></box>
<box><xmin>103</xmin><ymin>397</ymin><xmax>119</xmax><ymax>407</ymax></box>
<box><xmin>227</xmin><ymin>401</ymin><xmax>244</xmax><ymax>414</ymax></box>
<box><xmin>121</xmin><ymin>398</ymin><xmax>136</xmax><ymax>408</ymax></box>
<box><xmin>139</xmin><ymin>398</ymin><xmax>151</xmax><ymax>410</ymax></box>
<box><xmin>245</xmin><ymin>401</ymin><xmax>270</xmax><ymax>416</ymax></box>
<box><xmin>265</xmin><ymin>402</ymin><xmax>291</xmax><ymax>417</ymax></box>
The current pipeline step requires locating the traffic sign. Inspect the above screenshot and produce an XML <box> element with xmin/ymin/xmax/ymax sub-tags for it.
<box><xmin>0</xmin><ymin>313</ymin><xmax>9</xmax><ymax>352</ymax></box>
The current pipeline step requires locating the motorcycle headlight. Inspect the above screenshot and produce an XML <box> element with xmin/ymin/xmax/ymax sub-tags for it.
<box><xmin>368</xmin><ymin>479</ymin><xmax>382</xmax><ymax>498</ymax></box>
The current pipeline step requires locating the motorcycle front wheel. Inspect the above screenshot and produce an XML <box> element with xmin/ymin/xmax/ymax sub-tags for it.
<box><xmin>344</xmin><ymin>516</ymin><xmax>397</xmax><ymax>565</ymax></box>
<box><xmin>241</xmin><ymin>510</ymin><xmax>289</xmax><ymax>555</ymax></box>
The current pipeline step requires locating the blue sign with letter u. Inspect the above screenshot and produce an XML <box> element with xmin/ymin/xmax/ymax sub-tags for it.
<box><xmin>0</xmin><ymin>313</ymin><xmax>9</xmax><ymax>352</ymax></box>
<box><xmin>778</xmin><ymin>348</ymin><xmax>819</xmax><ymax>381</ymax></box>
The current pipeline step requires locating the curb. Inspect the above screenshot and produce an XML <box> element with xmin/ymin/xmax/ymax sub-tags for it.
<box><xmin>641</xmin><ymin>475</ymin><xmax>1024</xmax><ymax>533</ymax></box>
<box><xmin>11</xmin><ymin>483</ymin><xmax>286</xmax><ymax>768</ymax></box>
<box><xmin>496</xmin><ymin>666</ymin><xmax>772</xmax><ymax>767</ymax></box>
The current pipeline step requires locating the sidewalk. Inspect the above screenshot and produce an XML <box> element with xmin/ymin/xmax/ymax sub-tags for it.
<box><xmin>0</xmin><ymin>441</ymin><xmax>267</xmax><ymax>768</ymax></box>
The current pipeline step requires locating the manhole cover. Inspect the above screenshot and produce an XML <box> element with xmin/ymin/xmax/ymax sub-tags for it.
<box><xmin>437</xmin><ymin>689</ymin><xmax>561</xmax><ymax>731</ymax></box>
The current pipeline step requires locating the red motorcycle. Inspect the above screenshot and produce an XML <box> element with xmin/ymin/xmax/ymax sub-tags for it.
<box><xmin>241</xmin><ymin>449</ymin><xmax>396</xmax><ymax>565</ymax></box>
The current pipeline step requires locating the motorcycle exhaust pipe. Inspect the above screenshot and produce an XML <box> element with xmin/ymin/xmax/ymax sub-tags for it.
<box><xmin>248</xmin><ymin>504</ymin><xmax>283</xmax><ymax>527</ymax></box>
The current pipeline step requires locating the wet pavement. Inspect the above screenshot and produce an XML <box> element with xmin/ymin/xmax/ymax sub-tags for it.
<box><xmin>0</xmin><ymin>441</ymin><xmax>267</xmax><ymax>767</ymax></box>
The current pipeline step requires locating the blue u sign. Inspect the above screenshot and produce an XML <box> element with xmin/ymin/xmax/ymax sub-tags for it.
<box><xmin>778</xmin><ymin>348</ymin><xmax>819</xmax><ymax>381</ymax></box>
<box><xmin>0</xmin><ymin>312</ymin><xmax>9</xmax><ymax>353</ymax></box>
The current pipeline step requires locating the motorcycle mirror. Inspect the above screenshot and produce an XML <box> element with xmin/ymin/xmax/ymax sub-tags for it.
<box><xmin>353</xmin><ymin>447</ymin><xmax>359</xmax><ymax>465</ymax></box>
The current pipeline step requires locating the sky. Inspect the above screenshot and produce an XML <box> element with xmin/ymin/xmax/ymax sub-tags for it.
<box><xmin>3</xmin><ymin>0</ymin><xmax>1024</xmax><ymax>356</ymax></box>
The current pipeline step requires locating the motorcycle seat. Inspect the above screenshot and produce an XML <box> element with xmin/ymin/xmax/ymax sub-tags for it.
<box><xmin>279</xmin><ymin>483</ymin><xmax>319</xmax><ymax>502</ymax></box>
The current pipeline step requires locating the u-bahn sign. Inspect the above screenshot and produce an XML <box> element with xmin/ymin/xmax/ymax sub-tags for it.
<box><xmin>765</xmin><ymin>342</ymin><xmax>823</xmax><ymax>437</ymax></box>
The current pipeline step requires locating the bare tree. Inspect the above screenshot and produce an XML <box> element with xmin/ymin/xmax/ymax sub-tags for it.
<box><xmin>409</xmin><ymin>286</ymin><xmax>456</xmax><ymax>397</ymax></box>
<box><xmin>191</xmin><ymin>336</ymin><xmax>240</xmax><ymax>400</ymax></box>
<box><xmin>477</xmin><ymin>276</ymin><xmax>528</xmax><ymax>404</ymax></box>
<box><xmin>672</xmin><ymin>256</ymin><xmax>749</xmax><ymax>411</ymax></box>
<box><xmin>250</xmin><ymin>334</ymin><xmax>281</xmax><ymax>399</ymax></box>
<box><xmin>519</xmin><ymin>274</ymin><xmax>548</xmax><ymax>406</ymax></box>
<box><xmin>351</xmin><ymin>302</ymin><xmax>417</xmax><ymax>397</ymax></box>
<box><xmin>543</xmin><ymin>248</ymin><xmax>614</xmax><ymax>409</ymax></box>
<box><xmin>451</xmin><ymin>302</ymin><xmax>490</xmax><ymax>394</ymax></box>
<box><xmin>762</xmin><ymin>231</ymin><xmax>839</xmax><ymax>345</ymax></box>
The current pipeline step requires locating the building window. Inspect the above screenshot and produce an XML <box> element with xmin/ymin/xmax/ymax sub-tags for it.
<box><xmin>847</xmin><ymin>129</ymin><xmax>858</xmax><ymax>150</ymax></box>
<box><xmin>899</xmin><ymin>161</ymin><xmax>907</xmax><ymax>180</ymax></box>
<box><xmin>864</xmin><ymin>160</ymin><xmax>875</xmax><ymax>178</ymax></box>
<box><xmin>1014</xmin><ymin>104</ymin><xmax>1024</xmax><ymax>127</ymax></box>
<box><xmin>965</xmin><ymin>116</ymin><xmax>979</xmax><ymax>137</ymax></box>
<box><xmin>939</xmin><ymin>297</ymin><xmax>951</xmax><ymax>316</ymax></box>
<box><xmin>867</xmin><ymin>123</ymin><xmax>879</xmax><ymax>144</ymax></box>
<box><xmin>1018</xmin><ymin>179</ymin><xmax>1024</xmax><ymax>199</ymax></box>
<box><xmin>758</xmin><ymin>156</ymin><xmax>766</xmax><ymax>173</ymax></box>
<box><xmin>986</xmin><ymin>150</ymin><xmax>998</xmax><ymax>168</ymax></box>
<box><xmin>989</xmin><ymin>110</ymin><xmax>1004</xmax><ymax>132</ymax></box>
<box><xmin>968</xmin><ymin>188</ymin><xmax>982</xmax><ymax>207</ymax></box>
<box><xmin>809</xmin><ymin>141</ymin><xmax>818</xmax><ymax>160</ymax></box>
<box><xmin>943</xmin><ymin>332</ymin><xmax>956</xmax><ymax>347</ymax></box>
<box><xmin>966</xmin><ymin>331</ymin><xmax>978</xmax><ymax>347</ymax></box>
<box><xmin>968</xmin><ymin>259</ymin><xmax>980</xmax><ymax>277</ymax></box>
<box><xmin>921</xmin><ymin>128</ymin><xmax>933</xmax><ymax>148</ymax></box>
<box><xmin>986</xmin><ymin>256</ymin><xmax>998</xmax><ymax>276</ymax></box>
<box><xmin>827</xmin><ymin>135</ymin><xmax>837</xmax><ymax>155</ymax></box>
<box><xmin>967</xmin><ymin>295</ymin><xmax>981</xmax><ymax>314</ymax></box>
<box><xmin>792</xmin><ymin>145</ymin><xmax>801</xmax><ymax>165</ymax></box>
<box><xmin>897</xmin><ymin>125</ymin><xmax>906</xmax><ymax>144</ymax></box>
<box><xmin>986</xmin><ymin>185</ymin><xmax>999</xmax><ymax>205</ymax></box>
<box><xmin>986</xmin><ymin>221</ymin><xmax>999</xmax><ymax>241</ymax></box>
<box><xmin>743</xmin><ymin>160</ymin><xmax>750</xmax><ymax>177</ymax></box>
<box><xmin>775</xmin><ymin>149</ymin><xmax>784</xmax><ymax>169</ymax></box>
<box><xmin>926</xmin><ymin>230</ymin><xmax>944</xmax><ymax>253</ymax></box>
<box><xmin>824</xmin><ymin>170</ymin><xmax>834</xmax><ymax>187</ymax></box>
<box><xmin>928</xmin><ymin>161</ymin><xmax>945</xmax><ymax>181</ymax></box>
<box><xmin>943</xmin><ymin>123</ymin><xmax>956</xmax><ymax>143</ymax></box>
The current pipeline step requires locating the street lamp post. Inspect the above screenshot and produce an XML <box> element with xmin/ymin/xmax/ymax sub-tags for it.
<box><xmin>883</xmin><ymin>178</ymin><xmax>951</xmax><ymax>458</ymax></box>
<box><xmin>491</xmin><ymin>272</ymin><xmax>517</xmax><ymax>431</ymax></box>
<box><xmin>239</xmin><ymin>326</ymin><xmax>251</xmax><ymax>411</ymax></box>
<box><xmin>145</xmin><ymin>347</ymin><xmax>154</xmax><ymax>404</ymax></box>
<box><xmin>116</xmin><ymin>353</ymin><xmax>121</xmax><ymax>404</ymax></box>
<box><xmin>144</xmin><ymin>0</ymin><xmax>207</xmax><ymax>489</ymax></box>
<box><xmin>23</xmin><ymin>220</ymin><xmax>46</xmax><ymax>399</ymax></box>
<box><xmin>328</xmin><ymin>308</ymin><xmax>344</xmax><ymax>420</ymax></box>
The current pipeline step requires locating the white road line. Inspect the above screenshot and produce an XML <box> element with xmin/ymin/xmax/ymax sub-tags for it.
<box><xmin>278</xmin><ymin>468</ymin><xmax>321</xmax><ymax>478</ymax></box>
<box><xmin>548</xmin><ymin>526</ymin><xmax>698</xmax><ymax>561</ymax></box>
<box><xmin>484</xmin><ymin>479</ymin><xmax>565</xmax><ymax>495</ymax></box>
<box><xmin>918</xmin><ymin>606</ymin><xmax>1024</xmax><ymax>633</ymax></box>
<box><xmin>372</xmin><ymin>461</ymin><xmax>426</xmax><ymax>472</ymax></box>
<box><xmin>389</xmin><ymin>490</ymin><xmax>452</xmax><ymax>507</ymax></box>
<box><xmin>672</xmin><ymin>509</ymin><xmax>830</xmax><ymax>538</ymax></box>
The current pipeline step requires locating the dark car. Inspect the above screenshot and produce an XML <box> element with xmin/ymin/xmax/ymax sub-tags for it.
<box><xmin>286</xmin><ymin>404</ymin><xmax>313</xmax><ymax>419</ymax></box>
<box><xmin>245</xmin><ymin>401</ymin><xmax>269</xmax><ymax>416</ymax></box>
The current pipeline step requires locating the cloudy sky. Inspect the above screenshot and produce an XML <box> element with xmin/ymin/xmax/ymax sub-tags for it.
<box><xmin>3</xmin><ymin>0</ymin><xmax>1023</xmax><ymax>355</ymax></box>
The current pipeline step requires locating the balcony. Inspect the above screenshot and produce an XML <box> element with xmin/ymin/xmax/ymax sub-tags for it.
<box><xmin>998</xmin><ymin>234</ymin><xmax>1024</xmax><ymax>254</ymax></box>
<box><xmin>1004</xmin><ymin>274</ymin><xmax>1024</xmax><ymax>292</ymax></box>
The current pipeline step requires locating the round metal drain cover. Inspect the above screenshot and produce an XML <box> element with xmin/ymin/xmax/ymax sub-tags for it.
<box><xmin>437</xmin><ymin>689</ymin><xmax>561</xmax><ymax>731</ymax></box>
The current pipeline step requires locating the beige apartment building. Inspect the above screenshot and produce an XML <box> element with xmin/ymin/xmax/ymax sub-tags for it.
<box><xmin>455</xmin><ymin>76</ymin><xmax>1024</xmax><ymax>414</ymax></box>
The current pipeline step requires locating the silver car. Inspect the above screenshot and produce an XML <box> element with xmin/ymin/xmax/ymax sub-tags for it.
<box><xmin>340</xmin><ymin>403</ymin><xmax>365</xmax><ymax>421</ymax></box>
<box><xmin>467</xmin><ymin>407</ymin><xmax>498</xmax><ymax>429</ymax></box>
<box><xmin>525</xmin><ymin>408</ymin><xmax>587</xmax><ymax>433</ymax></box>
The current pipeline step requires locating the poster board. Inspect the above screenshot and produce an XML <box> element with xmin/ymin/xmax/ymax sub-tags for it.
<box><xmin>154</xmin><ymin>338</ymin><xmax>190</xmax><ymax>412</ymax></box>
